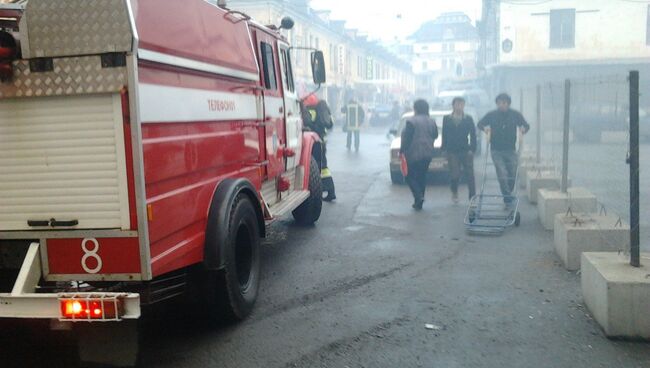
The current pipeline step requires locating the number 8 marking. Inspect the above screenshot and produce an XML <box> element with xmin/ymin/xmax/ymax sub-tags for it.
<box><xmin>81</xmin><ymin>238</ymin><xmax>102</xmax><ymax>274</ymax></box>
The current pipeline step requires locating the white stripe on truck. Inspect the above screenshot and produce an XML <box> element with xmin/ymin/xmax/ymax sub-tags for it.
<box><xmin>139</xmin><ymin>84</ymin><xmax>265</xmax><ymax>123</ymax></box>
<box><xmin>139</xmin><ymin>49</ymin><xmax>260</xmax><ymax>82</ymax></box>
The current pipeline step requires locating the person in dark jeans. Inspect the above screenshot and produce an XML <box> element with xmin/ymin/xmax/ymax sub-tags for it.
<box><xmin>400</xmin><ymin>99</ymin><xmax>439</xmax><ymax>210</ymax></box>
<box><xmin>442</xmin><ymin>97</ymin><xmax>476</xmax><ymax>203</ymax></box>
<box><xmin>477</xmin><ymin>93</ymin><xmax>530</xmax><ymax>204</ymax></box>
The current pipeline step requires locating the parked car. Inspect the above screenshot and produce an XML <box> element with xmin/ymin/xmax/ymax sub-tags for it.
<box><xmin>435</xmin><ymin>89</ymin><xmax>491</xmax><ymax>118</ymax></box>
<box><xmin>369</xmin><ymin>103</ymin><xmax>395</xmax><ymax>125</ymax></box>
<box><xmin>388</xmin><ymin>110</ymin><xmax>449</xmax><ymax>184</ymax></box>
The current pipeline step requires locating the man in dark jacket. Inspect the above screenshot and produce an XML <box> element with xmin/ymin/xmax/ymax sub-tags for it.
<box><xmin>442</xmin><ymin>97</ymin><xmax>476</xmax><ymax>203</ymax></box>
<box><xmin>477</xmin><ymin>93</ymin><xmax>530</xmax><ymax>203</ymax></box>
<box><xmin>400</xmin><ymin>99</ymin><xmax>438</xmax><ymax>210</ymax></box>
<box><xmin>302</xmin><ymin>94</ymin><xmax>336</xmax><ymax>201</ymax></box>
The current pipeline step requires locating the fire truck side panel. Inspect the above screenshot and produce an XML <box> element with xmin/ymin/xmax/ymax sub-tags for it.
<box><xmin>132</xmin><ymin>0</ymin><xmax>270</xmax><ymax>277</ymax></box>
<box><xmin>120</xmin><ymin>90</ymin><xmax>140</xmax><ymax>231</ymax></box>
<box><xmin>132</xmin><ymin>0</ymin><xmax>259</xmax><ymax>82</ymax></box>
<box><xmin>1</xmin><ymin>0</ymin><xmax>315</xmax><ymax>285</ymax></box>
<box><xmin>299</xmin><ymin>131</ymin><xmax>322</xmax><ymax>188</ymax></box>
<box><xmin>251</xmin><ymin>28</ymin><xmax>287</xmax><ymax>180</ymax></box>
<box><xmin>0</xmin><ymin>0</ymin><xmax>150</xmax><ymax>283</ymax></box>
<box><xmin>276</xmin><ymin>42</ymin><xmax>303</xmax><ymax>173</ymax></box>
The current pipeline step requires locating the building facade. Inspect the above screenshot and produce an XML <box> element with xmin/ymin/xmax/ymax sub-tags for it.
<box><xmin>409</xmin><ymin>12</ymin><xmax>480</xmax><ymax>97</ymax></box>
<box><xmin>227</xmin><ymin>0</ymin><xmax>416</xmax><ymax>113</ymax></box>
<box><xmin>481</xmin><ymin>0</ymin><xmax>650</xmax><ymax>98</ymax></box>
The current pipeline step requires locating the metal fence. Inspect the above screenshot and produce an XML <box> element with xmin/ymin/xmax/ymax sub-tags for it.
<box><xmin>515</xmin><ymin>71</ymin><xmax>645</xmax><ymax>265</ymax></box>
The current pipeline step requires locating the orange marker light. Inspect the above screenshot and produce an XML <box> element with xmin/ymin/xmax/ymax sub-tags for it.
<box><xmin>147</xmin><ymin>204</ymin><xmax>154</xmax><ymax>221</ymax></box>
<box><xmin>65</xmin><ymin>301</ymin><xmax>83</xmax><ymax>315</ymax></box>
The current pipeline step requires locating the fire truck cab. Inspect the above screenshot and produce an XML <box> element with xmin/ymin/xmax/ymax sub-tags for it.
<box><xmin>0</xmin><ymin>0</ymin><xmax>325</xmax><ymax>364</ymax></box>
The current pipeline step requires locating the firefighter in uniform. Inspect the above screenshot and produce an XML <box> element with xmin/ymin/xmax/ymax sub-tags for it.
<box><xmin>342</xmin><ymin>99</ymin><xmax>364</xmax><ymax>151</ymax></box>
<box><xmin>302</xmin><ymin>94</ymin><xmax>337</xmax><ymax>202</ymax></box>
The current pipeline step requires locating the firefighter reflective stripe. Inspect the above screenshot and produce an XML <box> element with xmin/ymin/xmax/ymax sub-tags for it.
<box><xmin>308</xmin><ymin>108</ymin><xmax>317</xmax><ymax>122</ymax></box>
<box><xmin>347</xmin><ymin>104</ymin><xmax>360</xmax><ymax>130</ymax></box>
<box><xmin>321</xmin><ymin>168</ymin><xmax>332</xmax><ymax>178</ymax></box>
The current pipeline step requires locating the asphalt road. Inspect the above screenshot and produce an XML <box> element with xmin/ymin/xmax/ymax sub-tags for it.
<box><xmin>2</xmin><ymin>127</ymin><xmax>650</xmax><ymax>368</ymax></box>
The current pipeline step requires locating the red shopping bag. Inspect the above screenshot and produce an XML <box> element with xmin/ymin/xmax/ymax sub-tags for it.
<box><xmin>400</xmin><ymin>154</ymin><xmax>408</xmax><ymax>177</ymax></box>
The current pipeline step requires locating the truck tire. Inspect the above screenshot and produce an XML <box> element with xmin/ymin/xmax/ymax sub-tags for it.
<box><xmin>292</xmin><ymin>157</ymin><xmax>322</xmax><ymax>225</ymax></box>
<box><xmin>212</xmin><ymin>193</ymin><xmax>261</xmax><ymax>321</ymax></box>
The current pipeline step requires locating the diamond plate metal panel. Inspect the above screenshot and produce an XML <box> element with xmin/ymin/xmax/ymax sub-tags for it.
<box><xmin>22</xmin><ymin>0</ymin><xmax>133</xmax><ymax>59</ymax></box>
<box><xmin>0</xmin><ymin>56</ymin><xmax>127</xmax><ymax>98</ymax></box>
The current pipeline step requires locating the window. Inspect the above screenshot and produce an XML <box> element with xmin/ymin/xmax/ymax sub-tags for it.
<box><xmin>647</xmin><ymin>5</ymin><xmax>650</xmax><ymax>45</ymax></box>
<box><xmin>449</xmin><ymin>43</ymin><xmax>455</xmax><ymax>52</ymax></box>
<box><xmin>550</xmin><ymin>8</ymin><xmax>575</xmax><ymax>48</ymax></box>
<box><xmin>422</xmin><ymin>61</ymin><xmax>428</xmax><ymax>71</ymax></box>
<box><xmin>357</xmin><ymin>56</ymin><xmax>363</xmax><ymax>77</ymax></box>
<box><xmin>442</xmin><ymin>59</ymin><xmax>448</xmax><ymax>70</ymax></box>
<box><xmin>329</xmin><ymin>44</ymin><xmax>339</xmax><ymax>72</ymax></box>
<box><xmin>280</xmin><ymin>49</ymin><xmax>294</xmax><ymax>92</ymax></box>
<box><xmin>260</xmin><ymin>42</ymin><xmax>277</xmax><ymax>90</ymax></box>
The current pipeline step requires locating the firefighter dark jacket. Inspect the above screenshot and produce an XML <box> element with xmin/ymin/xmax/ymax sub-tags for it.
<box><xmin>302</xmin><ymin>100</ymin><xmax>333</xmax><ymax>140</ymax></box>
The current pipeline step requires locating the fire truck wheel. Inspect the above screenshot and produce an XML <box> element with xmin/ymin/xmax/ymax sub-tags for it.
<box><xmin>292</xmin><ymin>157</ymin><xmax>323</xmax><ymax>225</ymax></box>
<box><xmin>215</xmin><ymin>193</ymin><xmax>261</xmax><ymax>320</ymax></box>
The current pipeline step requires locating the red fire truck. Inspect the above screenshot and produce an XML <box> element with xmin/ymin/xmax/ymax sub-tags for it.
<box><xmin>0</xmin><ymin>0</ymin><xmax>325</xmax><ymax>363</ymax></box>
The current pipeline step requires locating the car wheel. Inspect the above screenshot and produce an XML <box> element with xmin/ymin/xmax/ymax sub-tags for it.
<box><xmin>390</xmin><ymin>170</ymin><xmax>404</xmax><ymax>184</ymax></box>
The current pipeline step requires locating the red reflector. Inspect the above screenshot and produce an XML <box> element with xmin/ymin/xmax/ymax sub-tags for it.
<box><xmin>277</xmin><ymin>177</ymin><xmax>291</xmax><ymax>192</ymax></box>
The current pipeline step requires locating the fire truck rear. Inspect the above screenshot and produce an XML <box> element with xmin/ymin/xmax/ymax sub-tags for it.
<box><xmin>0</xmin><ymin>0</ymin><xmax>326</xmax><ymax>364</ymax></box>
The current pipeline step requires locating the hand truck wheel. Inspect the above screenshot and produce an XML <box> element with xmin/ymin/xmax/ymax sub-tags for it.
<box><xmin>514</xmin><ymin>211</ymin><xmax>521</xmax><ymax>227</ymax></box>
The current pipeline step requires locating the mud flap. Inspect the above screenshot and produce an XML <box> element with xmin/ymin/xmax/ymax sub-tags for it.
<box><xmin>77</xmin><ymin>320</ymin><xmax>140</xmax><ymax>367</ymax></box>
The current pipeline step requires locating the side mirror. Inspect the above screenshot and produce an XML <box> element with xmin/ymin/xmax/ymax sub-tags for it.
<box><xmin>389</xmin><ymin>128</ymin><xmax>398</xmax><ymax>136</ymax></box>
<box><xmin>311</xmin><ymin>51</ymin><xmax>326</xmax><ymax>85</ymax></box>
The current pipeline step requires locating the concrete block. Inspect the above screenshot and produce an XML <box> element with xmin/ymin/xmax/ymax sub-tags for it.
<box><xmin>519</xmin><ymin>162</ymin><xmax>555</xmax><ymax>189</ymax></box>
<box><xmin>526</xmin><ymin>171</ymin><xmax>566</xmax><ymax>204</ymax></box>
<box><xmin>600</xmin><ymin>131</ymin><xmax>627</xmax><ymax>144</ymax></box>
<box><xmin>554</xmin><ymin>213</ymin><xmax>630</xmax><ymax>271</ymax></box>
<box><xmin>537</xmin><ymin>187</ymin><xmax>597</xmax><ymax>230</ymax></box>
<box><xmin>581</xmin><ymin>252</ymin><xmax>650</xmax><ymax>339</ymax></box>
